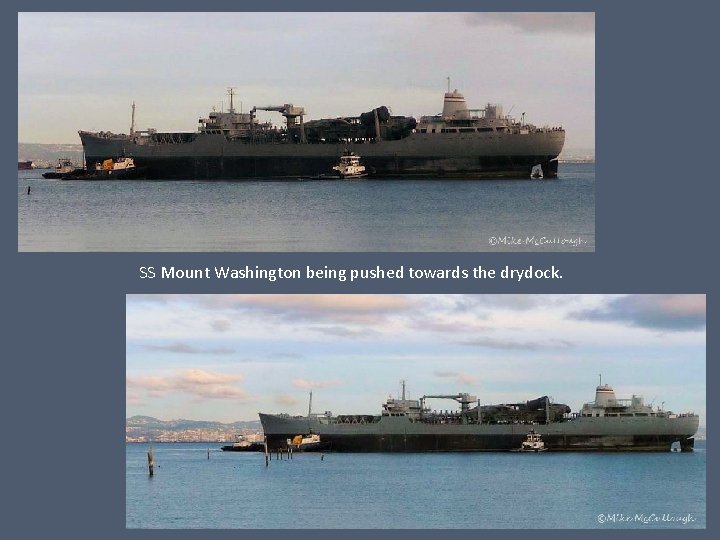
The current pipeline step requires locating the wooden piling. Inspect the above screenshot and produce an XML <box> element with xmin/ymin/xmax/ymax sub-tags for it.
<box><xmin>207</xmin><ymin>448</ymin><xmax>210</xmax><ymax>460</ymax></box>
<box><xmin>147</xmin><ymin>446</ymin><xmax>155</xmax><ymax>476</ymax></box>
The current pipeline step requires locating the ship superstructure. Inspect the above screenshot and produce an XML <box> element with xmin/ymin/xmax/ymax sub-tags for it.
<box><xmin>78</xmin><ymin>86</ymin><xmax>565</xmax><ymax>179</ymax></box>
<box><xmin>259</xmin><ymin>382</ymin><xmax>698</xmax><ymax>453</ymax></box>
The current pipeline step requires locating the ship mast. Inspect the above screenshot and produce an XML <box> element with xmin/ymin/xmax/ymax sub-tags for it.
<box><xmin>545</xmin><ymin>397</ymin><xmax>550</xmax><ymax>424</ymax></box>
<box><xmin>130</xmin><ymin>101</ymin><xmax>136</xmax><ymax>137</ymax></box>
<box><xmin>227</xmin><ymin>87</ymin><xmax>237</xmax><ymax>114</ymax></box>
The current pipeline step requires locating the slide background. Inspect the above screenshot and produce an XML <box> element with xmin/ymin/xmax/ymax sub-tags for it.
<box><xmin>5</xmin><ymin>0</ymin><xmax>715</xmax><ymax>537</ymax></box>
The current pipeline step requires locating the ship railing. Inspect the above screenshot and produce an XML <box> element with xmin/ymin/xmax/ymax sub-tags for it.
<box><xmin>334</xmin><ymin>414</ymin><xmax>377</xmax><ymax>424</ymax></box>
<box><xmin>151</xmin><ymin>132</ymin><xmax>197</xmax><ymax>144</ymax></box>
<box><xmin>94</xmin><ymin>131</ymin><xmax>130</xmax><ymax>139</ymax></box>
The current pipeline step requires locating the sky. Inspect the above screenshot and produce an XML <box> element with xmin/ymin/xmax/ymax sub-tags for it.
<box><xmin>18</xmin><ymin>12</ymin><xmax>594</xmax><ymax>149</ymax></box>
<box><xmin>126</xmin><ymin>294</ymin><xmax>705</xmax><ymax>426</ymax></box>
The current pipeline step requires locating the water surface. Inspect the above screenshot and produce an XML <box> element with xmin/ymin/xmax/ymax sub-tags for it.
<box><xmin>18</xmin><ymin>164</ymin><xmax>594</xmax><ymax>251</ymax></box>
<box><xmin>126</xmin><ymin>441</ymin><xmax>704</xmax><ymax>529</ymax></box>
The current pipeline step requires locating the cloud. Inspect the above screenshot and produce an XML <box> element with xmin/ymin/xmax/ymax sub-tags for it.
<box><xmin>465</xmin><ymin>13</ymin><xmax>595</xmax><ymax>35</ymax></box>
<box><xmin>274</xmin><ymin>394</ymin><xmax>301</xmax><ymax>406</ymax></box>
<box><xmin>142</xmin><ymin>342</ymin><xmax>234</xmax><ymax>355</ymax></box>
<box><xmin>292</xmin><ymin>378</ymin><xmax>343</xmax><ymax>390</ymax></box>
<box><xmin>460</xmin><ymin>337</ymin><xmax>574</xmax><ymax>351</ymax></box>
<box><xmin>570</xmin><ymin>295</ymin><xmax>705</xmax><ymax>331</ymax></box>
<box><xmin>434</xmin><ymin>371</ymin><xmax>478</xmax><ymax>385</ymax></box>
<box><xmin>452</xmin><ymin>294</ymin><xmax>538</xmax><ymax>312</ymax></box>
<box><xmin>408</xmin><ymin>312</ymin><xmax>491</xmax><ymax>334</ymax></box>
<box><xmin>127</xmin><ymin>294</ymin><xmax>180</xmax><ymax>305</ymax></box>
<box><xmin>127</xmin><ymin>369</ymin><xmax>249</xmax><ymax>400</ymax></box>
<box><xmin>210</xmin><ymin>319</ymin><xmax>232</xmax><ymax>332</ymax></box>
<box><xmin>126</xmin><ymin>392</ymin><xmax>145</xmax><ymax>406</ymax></box>
<box><xmin>450</xmin><ymin>294</ymin><xmax>576</xmax><ymax>313</ymax></box>
<box><xmin>267</xmin><ymin>352</ymin><xmax>304</xmax><ymax>359</ymax></box>
<box><xmin>311</xmin><ymin>325</ymin><xmax>378</xmax><ymax>338</ymax></box>
<box><xmin>194</xmin><ymin>294</ymin><xmax>415</xmax><ymax>324</ymax></box>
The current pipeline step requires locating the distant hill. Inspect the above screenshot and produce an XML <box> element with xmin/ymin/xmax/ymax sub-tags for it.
<box><xmin>126</xmin><ymin>415</ymin><xmax>261</xmax><ymax>442</ymax></box>
<box><xmin>18</xmin><ymin>142</ymin><xmax>83</xmax><ymax>168</ymax></box>
<box><xmin>558</xmin><ymin>147</ymin><xmax>595</xmax><ymax>163</ymax></box>
<box><xmin>127</xmin><ymin>415</ymin><xmax>259</xmax><ymax>430</ymax></box>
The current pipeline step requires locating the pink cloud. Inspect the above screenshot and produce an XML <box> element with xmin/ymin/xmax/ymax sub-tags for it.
<box><xmin>127</xmin><ymin>369</ymin><xmax>249</xmax><ymax>401</ymax></box>
<box><xmin>126</xmin><ymin>392</ymin><xmax>145</xmax><ymax>406</ymax></box>
<box><xmin>655</xmin><ymin>295</ymin><xmax>705</xmax><ymax>316</ymax></box>
<box><xmin>292</xmin><ymin>378</ymin><xmax>343</xmax><ymax>390</ymax></box>
<box><xmin>434</xmin><ymin>370</ymin><xmax>478</xmax><ymax>386</ymax></box>
<box><xmin>274</xmin><ymin>394</ymin><xmax>301</xmax><ymax>406</ymax></box>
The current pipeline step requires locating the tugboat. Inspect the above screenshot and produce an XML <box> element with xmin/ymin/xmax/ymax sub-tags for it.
<box><xmin>332</xmin><ymin>150</ymin><xmax>367</xmax><ymax>179</ymax></box>
<box><xmin>92</xmin><ymin>157</ymin><xmax>143</xmax><ymax>179</ymax></box>
<box><xmin>220</xmin><ymin>436</ymin><xmax>264</xmax><ymax>452</ymax></box>
<box><xmin>62</xmin><ymin>156</ymin><xmax>145</xmax><ymax>180</ymax></box>
<box><xmin>43</xmin><ymin>158</ymin><xmax>83</xmax><ymax>179</ymax></box>
<box><xmin>286</xmin><ymin>434</ymin><xmax>329</xmax><ymax>452</ymax></box>
<box><xmin>518</xmin><ymin>430</ymin><xmax>548</xmax><ymax>452</ymax></box>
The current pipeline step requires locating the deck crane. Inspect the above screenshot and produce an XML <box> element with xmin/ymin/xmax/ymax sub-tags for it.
<box><xmin>420</xmin><ymin>393</ymin><xmax>478</xmax><ymax>413</ymax></box>
<box><xmin>250</xmin><ymin>104</ymin><xmax>307</xmax><ymax>142</ymax></box>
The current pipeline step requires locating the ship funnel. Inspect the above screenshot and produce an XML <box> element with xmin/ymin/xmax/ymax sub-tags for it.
<box><xmin>595</xmin><ymin>384</ymin><xmax>616</xmax><ymax>407</ymax></box>
<box><xmin>442</xmin><ymin>89</ymin><xmax>470</xmax><ymax>120</ymax></box>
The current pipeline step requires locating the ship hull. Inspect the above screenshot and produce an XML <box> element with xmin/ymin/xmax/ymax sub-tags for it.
<box><xmin>259</xmin><ymin>413</ymin><xmax>698</xmax><ymax>453</ymax></box>
<box><xmin>61</xmin><ymin>166</ymin><xmax>147</xmax><ymax>180</ymax></box>
<box><xmin>220</xmin><ymin>443</ymin><xmax>264</xmax><ymax>452</ymax></box>
<box><xmin>79</xmin><ymin>130</ymin><xmax>565</xmax><ymax>180</ymax></box>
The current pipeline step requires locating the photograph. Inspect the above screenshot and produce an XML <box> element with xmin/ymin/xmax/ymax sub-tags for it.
<box><xmin>126</xmin><ymin>294</ymin><xmax>705</xmax><ymax>528</ymax></box>
<box><xmin>18</xmin><ymin>12</ymin><xmax>594</xmax><ymax>251</ymax></box>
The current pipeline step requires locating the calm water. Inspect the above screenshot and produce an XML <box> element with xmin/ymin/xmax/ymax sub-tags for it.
<box><xmin>126</xmin><ymin>441</ymin><xmax>705</xmax><ymax>529</ymax></box>
<box><xmin>18</xmin><ymin>163</ymin><xmax>594</xmax><ymax>251</ymax></box>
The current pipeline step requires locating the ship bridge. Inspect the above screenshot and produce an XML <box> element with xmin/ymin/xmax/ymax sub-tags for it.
<box><xmin>581</xmin><ymin>383</ymin><xmax>660</xmax><ymax>418</ymax></box>
<box><xmin>417</xmin><ymin>87</ymin><xmax>516</xmax><ymax>135</ymax></box>
<box><xmin>382</xmin><ymin>380</ymin><xmax>423</xmax><ymax>418</ymax></box>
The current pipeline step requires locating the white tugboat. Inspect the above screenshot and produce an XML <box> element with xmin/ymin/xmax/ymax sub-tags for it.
<box><xmin>42</xmin><ymin>158</ymin><xmax>83</xmax><ymax>179</ymax></box>
<box><xmin>220</xmin><ymin>435</ymin><xmax>265</xmax><ymax>452</ymax></box>
<box><xmin>519</xmin><ymin>429</ymin><xmax>547</xmax><ymax>452</ymax></box>
<box><xmin>286</xmin><ymin>433</ymin><xmax>329</xmax><ymax>451</ymax></box>
<box><xmin>94</xmin><ymin>156</ymin><xmax>137</xmax><ymax>174</ymax></box>
<box><xmin>332</xmin><ymin>150</ymin><xmax>367</xmax><ymax>179</ymax></box>
<box><xmin>62</xmin><ymin>156</ymin><xmax>146</xmax><ymax>180</ymax></box>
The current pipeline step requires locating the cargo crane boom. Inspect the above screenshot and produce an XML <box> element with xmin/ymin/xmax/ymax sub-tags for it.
<box><xmin>250</xmin><ymin>104</ymin><xmax>306</xmax><ymax>142</ymax></box>
<box><xmin>421</xmin><ymin>393</ymin><xmax>478</xmax><ymax>412</ymax></box>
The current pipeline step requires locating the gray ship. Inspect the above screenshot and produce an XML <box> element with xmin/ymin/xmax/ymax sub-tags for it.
<box><xmin>78</xmin><ymin>87</ymin><xmax>565</xmax><ymax>179</ymax></box>
<box><xmin>258</xmin><ymin>382</ymin><xmax>699</xmax><ymax>452</ymax></box>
